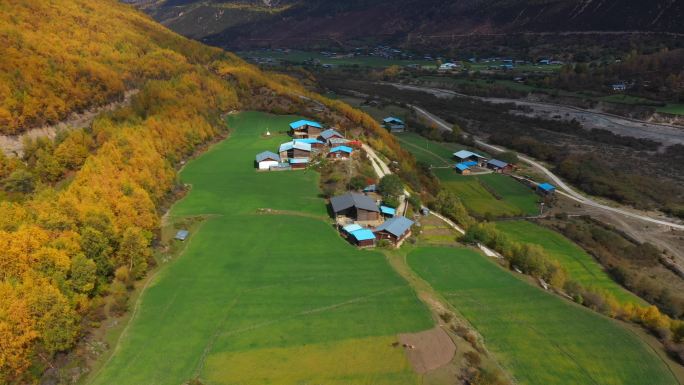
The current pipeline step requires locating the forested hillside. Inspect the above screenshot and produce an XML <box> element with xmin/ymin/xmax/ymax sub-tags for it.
<box><xmin>131</xmin><ymin>0</ymin><xmax>684</xmax><ymax>49</ymax></box>
<box><xmin>0</xmin><ymin>1</ymin><xmax>410</xmax><ymax>382</ymax></box>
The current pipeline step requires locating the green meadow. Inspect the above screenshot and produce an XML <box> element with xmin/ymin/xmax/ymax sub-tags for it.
<box><xmin>89</xmin><ymin>112</ymin><xmax>433</xmax><ymax>385</ymax></box>
<box><xmin>495</xmin><ymin>221</ymin><xmax>642</xmax><ymax>304</ymax></box>
<box><xmin>408</xmin><ymin>247</ymin><xmax>678</xmax><ymax>385</ymax></box>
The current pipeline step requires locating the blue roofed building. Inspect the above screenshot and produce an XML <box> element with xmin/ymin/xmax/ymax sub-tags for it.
<box><xmin>290</xmin><ymin>119</ymin><xmax>323</xmax><ymax>139</ymax></box>
<box><xmin>454</xmin><ymin>150</ymin><xmax>486</xmax><ymax>165</ymax></box>
<box><xmin>380</xmin><ymin>205</ymin><xmax>396</xmax><ymax>217</ymax></box>
<box><xmin>279</xmin><ymin>140</ymin><xmax>312</xmax><ymax>161</ymax></box>
<box><xmin>175</xmin><ymin>230</ymin><xmax>189</xmax><ymax>241</ymax></box>
<box><xmin>348</xmin><ymin>228</ymin><xmax>376</xmax><ymax>247</ymax></box>
<box><xmin>455</xmin><ymin>163</ymin><xmax>472</xmax><ymax>175</ymax></box>
<box><xmin>328</xmin><ymin>145</ymin><xmax>354</xmax><ymax>159</ymax></box>
<box><xmin>537</xmin><ymin>183</ymin><xmax>556</xmax><ymax>195</ymax></box>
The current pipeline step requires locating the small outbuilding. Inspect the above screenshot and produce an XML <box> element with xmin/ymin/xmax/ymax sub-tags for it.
<box><xmin>328</xmin><ymin>137</ymin><xmax>351</xmax><ymax>147</ymax></box>
<box><xmin>289</xmin><ymin>158</ymin><xmax>309</xmax><ymax>170</ymax></box>
<box><xmin>537</xmin><ymin>182</ymin><xmax>556</xmax><ymax>195</ymax></box>
<box><xmin>454</xmin><ymin>150</ymin><xmax>486</xmax><ymax>166</ymax></box>
<box><xmin>363</xmin><ymin>184</ymin><xmax>377</xmax><ymax>193</ymax></box>
<box><xmin>380</xmin><ymin>205</ymin><xmax>396</xmax><ymax>218</ymax></box>
<box><xmin>487</xmin><ymin>159</ymin><xmax>513</xmax><ymax>174</ymax></box>
<box><xmin>290</xmin><ymin>119</ymin><xmax>323</xmax><ymax>138</ymax></box>
<box><xmin>374</xmin><ymin>216</ymin><xmax>414</xmax><ymax>245</ymax></box>
<box><xmin>175</xmin><ymin>230</ymin><xmax>189</xmax><ymax>241</ymax></box>
<box><xmin>328</xmin><ymin>145</ymin><xmax>354</xmax><ymax>159</ymax></box>
<box><xmin>455</xmin><ymin>163</ymin><xmax>472</xmax><ymax>175</ymax></box>
<box><xmin>349</xmin><ymin>228</ymin><xmax>376</xmax><ymax>247</ymax></box>
<box><xmin>330</xmin><ymin>192</ymin><xmax>381</xmax><ymax>222</ymax></box>
<box><xmin>255</xmin><ymin>151</ymin><xmax>280</xmax><ymax>170</ymax></box>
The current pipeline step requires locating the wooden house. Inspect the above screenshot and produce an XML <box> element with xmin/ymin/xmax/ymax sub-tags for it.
<box><xmin>328</xmin><ymin>145</ymin><xmax>353</xmax><ymax>159</ymax></box>
<box><xmin>374</xmin><ymin>216</ymin><xmax>414</xmax><ymax>245</ymax></box>
<box><xmin>279</xmin><ymin>141</ymin><xmax>312</xmax><ymax>161</ymax></box>
<box><xmin>290</xmin><ymin>119</ymin><xmax>323</xmax><ymax>139</ymax></box>
<box><xmin>487</xmin><ymin>159</ymin><xmax>513</xmax><ymax>174</ymax></box>
<box><xmin>342</xmin><ymin>224</ymin><xmax>376</xmax><ymax>247</ymax></box>
<box><xmin>330</xmin><ymin>193</ymin><xmax>381</xmax><ymax>222</ymax></box>
<box><xmin>255</xmin><ymin>151</ymin><xmax>280</xmax><ymax>170</ymax></box>
<box><xmin>320</xmin><ymin>128</ymin><xmax>345</xmax><ymax>144</ymax></box>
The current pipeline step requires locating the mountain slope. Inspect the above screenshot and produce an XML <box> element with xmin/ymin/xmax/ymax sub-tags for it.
<box><xmin>132</xmin><ymin>0</ymin><xmax>684</xmax><ymax>49</ymax></box>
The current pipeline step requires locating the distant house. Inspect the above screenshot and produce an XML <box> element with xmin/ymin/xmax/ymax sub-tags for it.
<box><xmin>374</xmin><ymin>216</ymin><xmax>414</xmax><ymax>245</ymax></box>
<box><xmin>328</xmin><ymin>137</ymin><xmax>351</xmax><ymax>147</ymax></box>
<box><xmin>342</xmin><ymin>224</ymin><xmax>376</xmax><ymax>247</ymax></box>
<box><xmin>279</xmin><ymin>141</ymin><xmax>312</xmax><ymax>161</ymax></box>
<box><xmin>328</xmin><ymin>145</ymin><xmax>354</xmax><ymax>159</ymax></box>
<box><xmin>383</xmin><ymin>117</ymin><xmax>406</xmax><ymax>132</ymax></box>
<box><xmin>380</xmin><ymin>205</ymin><xmax>396</xmax><ymax>218</ymax></box>
<box><xmin>537</xmin><ymin>182</ymin><xmax>556</xmax><ymax>195</ymax></box>
<box><xmin>454</xmin><ymin>150</ymin><xmax>486</xmax><ymax>166</ymax></box>
<box><xmin>438</xmin><ymin>62</ymin><xmax>460</xmax><ymax>72</ymax></box>
<box><xmin>487</xmin><ymin>159</ymin><xmax>513</xmax><ymax>174</ymax></box>
<box><xmin>612</xmin><ymin>83</ymin><xmax>627</xmax><ymax>91</ymax></box>
<box><xmin>319</xmin><ymin>128</ymin><xmax>345</xmax><ymax>144</ymax></box>
<box><xmin>289</xmin><ymin>158</ymin><xmax>309</xmax><ymax>170</ymax></box>
<box><xmin>175</xmin><ymin>230</ymin><xmax>189</xmax><ymax>241</ymax></box>
<box><xmin>289</xmin><ymin>119</ymin><xmax>323</xmax><ymax>138</ymax></box>
<box><xmin>330</xmin><ymin>192</ymin><xmax>381</xmax><ymax>222</ymax></box>
<box><xmin>538</xmin><ymin>59</ymin><xmax>551</xmax><ymax>65</ymax></box>
<box><xmin>255</xmin><ymin>151</ymin><xmax>280</xmax><ymax>170</ymax></box>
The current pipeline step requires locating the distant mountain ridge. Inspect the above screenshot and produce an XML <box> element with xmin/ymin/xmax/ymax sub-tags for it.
<box><xmin>129</xmin><ymin>0</ymin><xmax>684</xmax><ymax>49</ymax></box>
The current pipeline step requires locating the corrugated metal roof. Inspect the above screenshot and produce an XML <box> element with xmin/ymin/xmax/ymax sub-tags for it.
<box><xmin>331</xmin><ymin>193</ymin><xmax>380</xmax><ymax>213</ymax></box>
<box><xmin>294</xmin><ymin>138</ymin><xmax>324</xmax><ymax>145</ymax></box>
<box><xmin>290</xmin><ymin>119</ymin><xmax>323</xmax><ymax>129</ymax></box>
<box><xmin>374</xmin><ymin>216</ymin><xmax>414</xmax><ymax>237</ymax></box>
<box><xmin>454</xmin><ymin>150</ymin><xmax>485</xmax><ymax>160</ymax></box>
<box><xmin>330</xmin><ymin>146</ymin><xmax>353</xmax><ymax>154</ymax></box>
<box><xmin>343</xmin><ymin>224</ymin><xmax>363</xmax><ymax>233</ymax></box>
<box><xmin>380</xmin><ymin>206</ymin><xmax>396</xmax><ymax>216</ymax></box>
<box><xmin>329</xmin><ymin>138</ymin><xmax>350</xmax><ymax>145</ymax></box>
<box><xmin>256</xmin><ymin>151</ymin><xmax>280</xmax><ymax>163</ymax></box>
<box><xmin>320</xmin><ymin>129</ymin><xmax>344</xmax><ymax>140</ymax></box>
<box><xmin>279</xmin><ymin>141</ymin><xmax>311</xmax><ymax>153</ymax></box>
<box><xmin>363</xmin><ymin>184</ymin><xmax>377</xmax><ymax>192</ymax></box>
<box><xmin>488</xmin><ymin>159</ymin><xmax>509</xmax><ymax>168</ymax></box>
<box><xmin>463</xmin><ymin>161</ymin><xmax>478</xmax><ymax>167</ymax></box>
<box><xmin>350</xmin><ymin>229</ymin><xmax>376</xmax><ymax>242</ymax></box>
<box><xmin>455</xmin><ymin>163</ymin><xmax>470</xmax><ymax>171</ymax></box>
<box><xmin>538</xmin><ymin>183</ymin><xmax>556</xmax><ymax>192</ymax></box>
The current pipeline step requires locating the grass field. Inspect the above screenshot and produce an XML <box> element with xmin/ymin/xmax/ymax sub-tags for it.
<box><xmin>657</xmin><ymin>103</ymin><xmax>684</xmax><ymax>116</ymax></box>
<box><xmin>408</xmin><ymin>247</ymin><xmax>678</xmax><ymax>385</ymax></box>
<box><xmin>89</xmin><ymin>112</ymin><xmax>433</xmax><ymax>385</ymax></box>
<box><xmin>495</xmin><ymin>221</ymin><xmax>642</xmax><ymax>304</ymax></box>
<box><xmin>238</xmin><ymin>49</ymin><xmax>432</xmax><ymax>68</ymax></box>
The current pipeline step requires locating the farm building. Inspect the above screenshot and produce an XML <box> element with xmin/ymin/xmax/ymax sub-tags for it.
<box><xmin>289</xmin><ymin>158</ymin><xmax>309</xmax><ymax>170</ymax></box>
<box><xmin>342</xmin><ymin>224</ymin><xmax>376</xmax><ymax>247</ymax></box>
<box><xmin>380</xmin><ymin>205</ymin><xmax>396</xmax><ymax>218</ymax></box>
<box><xmin>255</xmin><ymin>151</ymin><xmax>280</xmax><ymax>170</ymax></box>
<box><xmin>279</xmin><ymin>141</ymin><xmax>312</xmax><ymax>161</ymax></box>
<box><xmin>438</xmin><ymin>62</ymin><xmax>460</xmax><ymax>72</ymax></box>
<box><xmin>487</xmin><ymin>159</ymin><xmax>513</xmax><ymax>174</ymax></box>
<box><xmin>330</xmin><ymin>192</ymin><xmax>381</xmax><ymax>222</ymax></box>
<box><xmin>383</xmin><ymin>117</ymin><xmax>406</xmax><ymax>132</ymax></box>
<box><xmin>328</xmin><ymin>145</ymin><xmax>354</xmax><ymax>159</ymax></box>
<box><xmin>294</xmin><ymin>138</ymin><xmax>326</xmax><ymax>150</ymax></box>
<box><xmin>320</xmin><ymin>128</ymin><xmax>345</xmax><ymax>144</ymax></box>
<box><xmin>175</xmin><ymin>230</ymin><xmax>189</xmax><ymax>241</ymax></box>
<box><xmin>455</xmin><ymin>163</ymin><xmax>472</xmax><ymax>175</ymax></box>
<box><xmin>290</xmin><ymin>119</ymin><xmax>323</xmax><ymax>138</ymax></box>
<box><xmin>537</xmin><ymin>183</ymin><xmax>557</xmax><ymax>195</ymax></box>
<box><xmin>454</xmin><ymin>150</ymin><xmax>486</xmax><ymax>166</ymax></box>
<box><xmin>374</xmin><ymin>216</ymin><xmax>414</xmax><ymax>245</ymax></box>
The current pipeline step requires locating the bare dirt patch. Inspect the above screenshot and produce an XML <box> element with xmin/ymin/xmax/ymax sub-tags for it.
<box><xmin>398</xmin><ymin>327</ymin><xmax>456</xmax><ymax>374</ymax></box>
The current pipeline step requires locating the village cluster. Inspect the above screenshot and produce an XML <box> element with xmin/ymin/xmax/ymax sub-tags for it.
<box><xmin>255</xmin><ymin>118</ymin><xmax>416</xmax><ymax>249</ymax></box>
<box><xmin>255</xmin><ymin>120</ymin><xmax>359</xmax><ymax>171</ymax></box>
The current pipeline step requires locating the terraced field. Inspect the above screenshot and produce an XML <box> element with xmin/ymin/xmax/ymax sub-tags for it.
<box><xmin>89</xmin><ymin>112</ymin><xmax>433</xmax><ymax>385</ymax></box>
<box><xmin>496</xmin><ymin>221</ymin><xmax>642</xmax><ymax>304</ymax></box>
<box><xmin>408</xmin><ymin>247</ymin><xmax>678</xmax><ymax>385</ymax></box>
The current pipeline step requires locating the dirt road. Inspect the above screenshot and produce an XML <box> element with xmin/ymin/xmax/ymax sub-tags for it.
<box><xmin>410</xmin><ymin>104</ymin><xmax>684</xmax><ymax>231</ymax></box>
<box><xmin>388</xmin><ymin>83</ymin><xmax>684</xmax><ymax>148</ymax></box>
